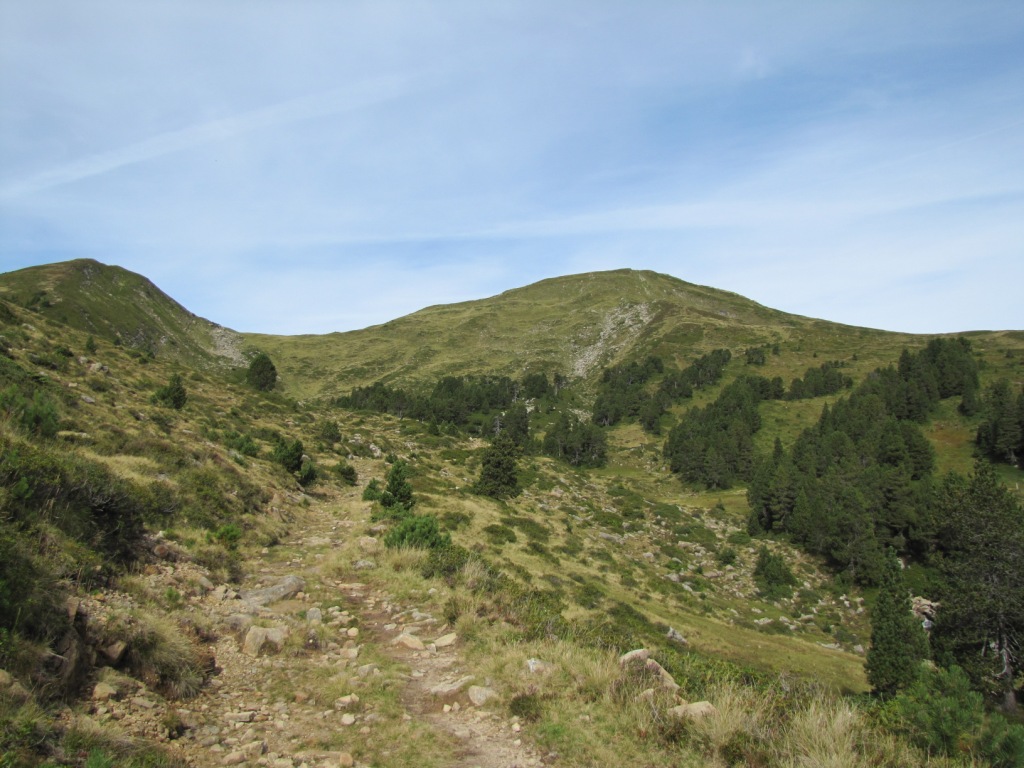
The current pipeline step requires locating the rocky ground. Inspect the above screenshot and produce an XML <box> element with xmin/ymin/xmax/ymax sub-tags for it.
<box><xmin>62</xmin><ymin>491</ymin><xmax>548</xmax><ymax>768</ymax></box>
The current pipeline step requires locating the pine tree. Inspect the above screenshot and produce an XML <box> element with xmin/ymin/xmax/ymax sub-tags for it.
<box><xmin>934</xmin><ymin>462</ymin><xmax>1024</xmax><ymax>711</ymax></box>
<box><xmin>246</xmin><ymin>352</ymin><xmax>278</xmax><ymax>392</ymax></box>
<box><xmin>867</xmin><ymin>550</ymin><xmax>928</xmax><ymax>695</ymax></box>
<box><xmin>474</xmin><ymin>431</ymin><xmax>521</xmax><ymax>499</ymax></box>
<box><xmin>380</xmin><ymin>459</ymin><xmax>415</xmax><ymax>511</ymax></box>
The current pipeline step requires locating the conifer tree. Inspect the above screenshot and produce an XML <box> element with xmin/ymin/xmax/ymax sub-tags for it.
<box><xmin>474</xmin><ymin>431</ymin><xmax>520</xmax><ymax>499</ymax></box>
<box><xmin>152</xmin><ymin>373</ymin><xmax>187</xmax><ymax>409</ymax></box>
<box><xmin>867</xmin><ymin>550</ymin><xmax>928</xmax><ymax>695</ymax></box>
<box><xmin>380</xmin><ymin>459</ymin><xmax>415</xmax><ymax>511</ymax></box>
<box><xmin>246</xmin><ymin>352</ymin><xmax>278</xmax><ymax>392</ymax></box>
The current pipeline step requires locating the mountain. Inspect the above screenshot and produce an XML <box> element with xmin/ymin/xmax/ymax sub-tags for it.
<box><xmin>0</xmin><ymin>258</ymin><xmax>246</xmax><ymax>368</ymax></box>
<box><xmin>2</xmin><ymin>258</ymin><xmax>1023</xmax><ymax>766</ymax></box>
<box><xmin>246</xmin><ymin>268</ymin><xmax>928</xmax><ymax>400</ymax></box>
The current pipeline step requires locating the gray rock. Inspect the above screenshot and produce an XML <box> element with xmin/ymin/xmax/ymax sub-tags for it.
<box><xmin>467</xmin><ymin>686</ymin><xmax>497</xmax><ymax>706</ymax></box>
<box><xmin>429</xmin><ymin>676</ymin><xmax>475</xmax><ymax>697</ymax></box>
<box><xmin>433</xmin><ymin>632</ymin><xmax>458</xmax><ymax>648</ymax></box>
<box><xmin>357</xmin><ymin>536</ymin><xmax>381</xmax><ymax>553</ymax></box>
<box><xmin>239</xmin><ymin>575</ymin><xmax>305</xmax><ymax>607</ymax></box>
<box><xmin>618</xmin><ymin>648</ymin><xmax>650</xmax><ymax>666</ymax></box>
<box><xmin>242</xmin><ymin>626</ymin><xmax>289</xmax><ymax>656</ymax></box>
<box><xmin>393</xmin><ymin>633</ymin><xmax>425</xmax><ymax>651</ymax></box>
<box><xmin>667</xmin><ymin>627</ymin><xmax>687</xmax><ymax>645</ymax></box>
<box><xmin>669</xmin><ymin>701</ymin><xmax>718</xmax><ymax>720</ymax></box>
<box><xmin>92</xmin><ymin>682</ymin><xmax>118</xmax><ymax>702</ymax></box>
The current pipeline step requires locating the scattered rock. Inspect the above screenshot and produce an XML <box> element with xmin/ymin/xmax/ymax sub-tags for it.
<box><xmin>393</xmin><ymin>633</ymin><xmax>425</xmax><ymax>651</ymax></box>
<box><xmin>242</xmin><ymin>626</ymin><xmax>289</xmax><ymax>656</ymax></box>
<box><xmin>239</xmin><ymin>575</ymin><xmax>305</xmax><ymax>607</ymax></box>
<box><xmin>525</xmin><ymin>658</ymin><xmax>553</xmax><ymax>675</ymax></box>
<box><xmin>433</xmin><ymin>632</ymin><xmax>458</xmax><ymax>648</ymax></box>
<box><xmin>353</xmin><ymin>559</ymin><xmax>377</xmax><ymax>570</ymax></box>
<box><xmin>618</xmin><ymin>648</ymin><xmax>650</xmax><ymax>667</ymax></box>
<box><xmin>100</xmin><ymin>640</ymin><xmax>128</xmax><ymax>666</ymax></box>
<box><xmin>670</xmin><ymin>701</ymin><xmax>718</xmax><ymax>720</ymax></box>
<box><xmin>468</xmin><ymin>686</ymin><xmax>497</xmax><ymax>706</ymax></box>
<box><xmin>667</xmin><ymin>627</ymin><xmax>687</xmax><ymax>645</ymax></box>
<box><xmin>357</xmin><ymin>536</ymin><xmax>381</xmax><ymax>553</ymax></box>
<box><xmin>430</xmin><ymin>676</ymin><xmax>475</xmax><ymax>697</ymax></box>
<box><xmin>92</xmin><ymin>682</ymin><xmax>118</xmax><ymax>702</ymax></box>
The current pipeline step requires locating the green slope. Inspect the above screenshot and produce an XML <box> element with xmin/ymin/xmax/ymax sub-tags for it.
<box><xmin>0</xmin><ymin>258</ymin><xmax>246</xmax><ymax>369</ymax></box>
<box><xmin>247</xmin><ymin>268</ymin><xmax>926</xmax><ymax>400</ymax></box>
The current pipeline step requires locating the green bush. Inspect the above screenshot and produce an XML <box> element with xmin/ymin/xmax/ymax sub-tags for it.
<box><xmin>753</xmin><ymin>545</ymin><xmax>797</xmax><ymax>600</ymax></box>
<box><xmin>245</xmin><ymin>352</ymin><xmax>277</xmax><ymax>391</ymax></box>
<box><xmin>271</xmin><ymin>438</ymin><xmax>304</xmax><ymax>473</ymax></box>
<box><xmin>297</xmin><ymin>459</ymin><xmax>318</xmax><ymax>487</ymax></box>
<box><xmin>151</xmin><ymin>373</ymin><xmax>187</xmax><ymax>410</ymax></box>
<box><xmin>0</xmin><ymin>386</ymin><xmax>60</xmax><ymax>438</ymax></box>
<box><xmin>483</xmin><ymin>524</ymin><xmax>517</xmax><ymax>546</ymax></box>
<box><xmin>362</xmin><ymin>478</ymin><xmax>382</xmax><ymax>501</ymax></box>
<box><xmin>421</xmin><ymin>544</ymin><xmax>473</xmax><ymax>580</ymax></box>
<box><xmin>384</xmin><ymin>514</ymin><xmax>450</xmax><ymax>550</ymax></box>
<box><xmin>333</xmin><ymin>461</ymin><xmax>358</xmax><ymax>486</ymax></box>
<box><xmin>894</xmin><ymin>665</ymin><xmax>983</xmax><ymax>757</ymax></box>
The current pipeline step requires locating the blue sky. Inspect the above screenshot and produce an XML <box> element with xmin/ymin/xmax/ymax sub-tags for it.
<box><xmin>1</xmin><ymin>2</ymin><xmax>1022</xmax><ymax>335</ymax></box>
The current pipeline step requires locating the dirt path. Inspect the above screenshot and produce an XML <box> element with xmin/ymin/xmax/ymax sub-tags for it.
<box><xmin>83</xmin><ymin>493</ymin><xmax>547</xmax><ymax>767</ymax></box>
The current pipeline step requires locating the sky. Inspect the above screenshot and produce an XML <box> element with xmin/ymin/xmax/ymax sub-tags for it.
<box><xmin>1</xmin><ymin>2</ymin><xmax>1022</xmax><ymax>335</ymax></box>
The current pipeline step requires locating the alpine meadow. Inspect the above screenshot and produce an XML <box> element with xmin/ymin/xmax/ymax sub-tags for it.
<box><xmin>1</xmin><ymin>258</ymin><xmax>1023</xmax><ymax>768</ymax></box>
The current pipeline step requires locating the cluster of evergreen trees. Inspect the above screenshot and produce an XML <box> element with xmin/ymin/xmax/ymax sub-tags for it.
<box><xmin>976</xmin><ymin>378</ymin><xmax>1024</xmax><ymax>467</ymax></box>
<box><xmin>786</xmin><ymin>361</ymin><xmax>853</xmax><ymax>400</ymax></box>
<box><xmin>590</xmin><ymin>349</ymin><xmax>733</xmax><ymax>434</ymax></box>
<box><xmin>338</xmin><ymin>374</ymin><xmax>531</xmax><ymax>432</ymax></box>
<box><xmin>663</xmin><ymin>375</ymin><xmax>784</xmax><ymax>489</ymax></box>
<box><xmin>747</xmin><ymin>338</ymin><xmax>978</xmax><ymax>584</ymax></box>
<box><xmin>542</xmin><ymin>411</ymin><xmax>608</xmax><ymax>468</ymax></box>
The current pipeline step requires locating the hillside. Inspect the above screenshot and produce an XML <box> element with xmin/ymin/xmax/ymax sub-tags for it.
<box><xmin>2</xmin><ymin>259</ymin><xmax>1023</xmax><ymax>767</ymax></box>
<box><xmin>0</xmin><ymin>259</ymin><xmax>246</xmax><ymax>369</ymax></box>
<box><xmin>247</xmin><ymin>268</ymin><xmax>931</xmax><ymax>400</ymax></box>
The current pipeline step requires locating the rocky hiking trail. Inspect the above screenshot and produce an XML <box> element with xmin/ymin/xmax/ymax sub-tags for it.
<box><xmin>76</xmin><ymin>488</ymin><xmax>547</xmax><ymax>768</ymax></box>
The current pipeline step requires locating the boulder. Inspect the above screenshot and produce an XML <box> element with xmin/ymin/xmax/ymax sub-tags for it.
<box><xmin>667</xmin><ymin>627</ymin><xmax>687</xmax><ymax>645</ymax></box>
<box><xmin>239</xmin><ymin>575</ymin><xmax>305</xmax><ymax>607</ymax></box>
<box><xmin>468</xmin><ymin>686</ymin><xmax>497</xmax><ymax>706</ymax></box>
<box><xmin>242</xmin><ymin>626</ymin><xmax>289</xmax><ymax>656</ymax></box>
<box><xmin>669</xmin><ymin>701</ymin><xmax>718</xmax><ymax>720</ymax></box>
<box><xmin>433</xmin><ymin>633</ymin><xmax>458</xmax><ymax>648</ymax></box>
<box><xmin>618</xmin><ymin>648</ymin><xmax>650</xmax><ymax>667</ymax></box>
<box><xmin>393</xmin><ymin>633</ymin><xmax>425</xmax><ymax>651</ymax></box>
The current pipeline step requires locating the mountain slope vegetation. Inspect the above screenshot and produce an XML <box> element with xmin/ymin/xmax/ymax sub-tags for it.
<box><xmin>1</xmin><ymin>259</ymin><xmax>1023</xmax><ymax>767</ymax></box>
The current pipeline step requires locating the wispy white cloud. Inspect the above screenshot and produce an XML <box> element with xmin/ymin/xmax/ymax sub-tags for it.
<box><xmin>0</xmin><ymin>75</ymin><xmax>420</xmax><ymax>200</ymax></box>
<box><xmin>1</xmin><ymin>1</ymin><xmax>1022</xmax><ymax>334</ymax></box>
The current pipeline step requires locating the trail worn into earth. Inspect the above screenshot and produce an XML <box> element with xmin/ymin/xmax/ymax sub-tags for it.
<box><xmin>73</xmin><ymin>487</ymin><xmax>547</xmax><ymax>768</ymax></box>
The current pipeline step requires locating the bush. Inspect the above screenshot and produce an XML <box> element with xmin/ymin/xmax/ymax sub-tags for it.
<box><xmin>151</xmin><ymin>374</ymin><xmax>187</xmax><ymax>410</ymax></box>
<box><xmin>272</xmin><ymin>438</ymin><xmax>304</xmax><ymax>474</ymax></box>
<box><xmin>362</xmin><ymin>478</ymin><xmax>382</xmax><ymax>501</ymax></box>
<box><xmin>333</xmin><ymin>461</ymin><xmax>357</xmax><ymax>486</ymax></box>
<box><xmin>384</xmin><ymin>514</ymin><xmax>450</xmax><ymax>550</ymax></box>
<box><xmin>894</xmin><ymin>665</ymin><xmax>983</xmax><ymax>757</ymax></box>
<box><xmin>753</xmin><ymin>546</ymin><xmax>797</xmax><ymax>600</ymax></box>
<box><xmin>0</xmin><ymin>386</ymin><xmax>60</xmax><ymax>438</ymax></box>
<box><xmin>297</xmin><ymin>459</ymin><xmax>318</xmax><ymax>487</ymax></box>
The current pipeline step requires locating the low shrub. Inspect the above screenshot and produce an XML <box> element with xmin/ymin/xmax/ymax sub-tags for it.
<box><xmin>384</xmin><ymin>514</ymin><xmax>450</xmax><ymax>550</ymax></box>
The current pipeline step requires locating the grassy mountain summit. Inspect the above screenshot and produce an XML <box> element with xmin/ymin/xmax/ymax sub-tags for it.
<box><xmin>246</xmin><ymin>267</ymin><xmax>923</xmax><ymax>400</ymax></box>
<box><xmin>0</xmin><ymin>258</ymin><xmax>246</xmax><ymax>368</ymax></box>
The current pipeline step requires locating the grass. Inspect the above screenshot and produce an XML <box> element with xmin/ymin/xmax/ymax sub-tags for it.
<box><xmin>1</xmin><ymin>263</ymin><xmax>1021</xmax><ymax>766</ymax></box>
